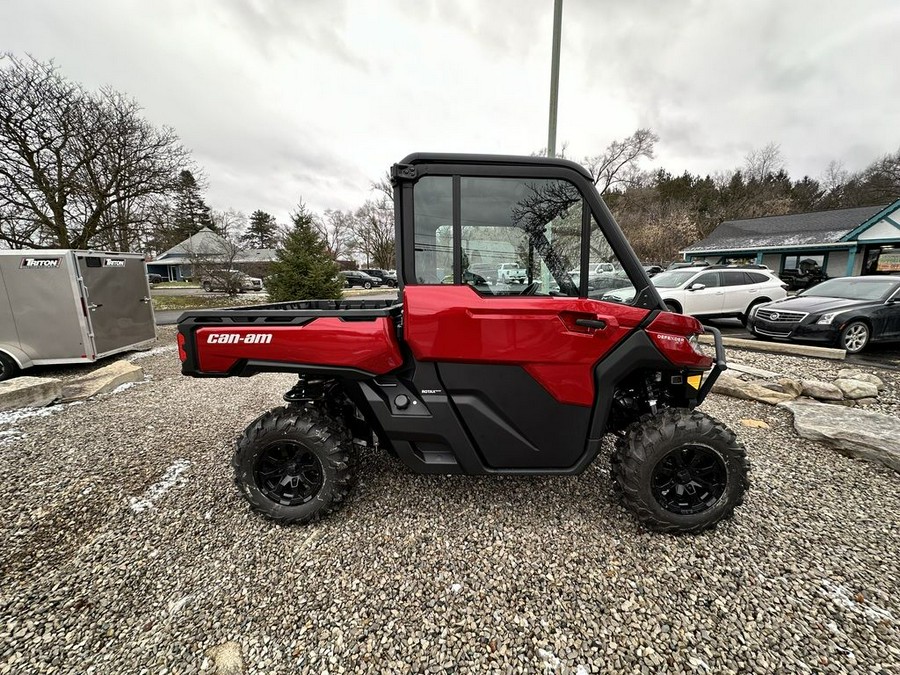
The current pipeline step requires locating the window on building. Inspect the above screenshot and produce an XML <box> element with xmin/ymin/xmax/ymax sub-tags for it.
<box><xmin>782</xmin><ymin>253</ymin><xmax>826</xmax><ymax>274</ymax></box>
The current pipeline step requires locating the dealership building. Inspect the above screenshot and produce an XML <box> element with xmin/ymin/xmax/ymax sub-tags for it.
<box><xmin>681</xmin><ymin>198</ymin><xmax>900</xmax><ymax>277</ymax></box>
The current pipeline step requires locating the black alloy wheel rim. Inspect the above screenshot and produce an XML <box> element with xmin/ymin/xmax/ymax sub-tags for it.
<box><xmin>254</xmin><ymin>442</ymin><xmax>324</xmax><ymax>506</ymax></box>
<box><xmin>651</xmin><ymin>445</ymin><xmax>727</xmax><ymax>515</ymax></box>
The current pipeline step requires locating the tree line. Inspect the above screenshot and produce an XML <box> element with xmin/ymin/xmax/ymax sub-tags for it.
<box><xmin>2</xmin><ymin>54</ymin><xmax>898</xmax><ymax>269</ymax></box>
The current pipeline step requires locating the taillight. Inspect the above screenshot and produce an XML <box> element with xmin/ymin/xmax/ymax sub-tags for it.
<box><xmin>177</xmin><ymin>333</ymin><xmax>187</xmax><ymax>362</ymax></box>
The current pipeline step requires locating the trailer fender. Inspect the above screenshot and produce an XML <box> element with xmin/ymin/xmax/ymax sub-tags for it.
<box><xmin>0</xmin><ymin>344</ymin><xmax>33</xmax><ymax>370</ymax></box>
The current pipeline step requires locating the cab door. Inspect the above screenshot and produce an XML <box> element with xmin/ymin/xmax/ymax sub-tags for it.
<box><xmin>401</xmin><ymin>172</ymin><xmax>654</xmax><ymax>470</ymax></box>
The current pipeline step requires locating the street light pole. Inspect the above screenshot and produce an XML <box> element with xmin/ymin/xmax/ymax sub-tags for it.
<box><xmin>547</xmin><ymin>0</ymin><xmax>563</xmax><ymax>159</ymax></box>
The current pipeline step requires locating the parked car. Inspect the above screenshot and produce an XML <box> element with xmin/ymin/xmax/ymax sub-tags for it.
<box><xmin>646</xmin><ymin>266</ymin><xmax>788</xmax><ymax>319</ymax></box>
<box><xmin>746</xmin><ymin>276</ymin><xmax>900</xmax><ymax>353</ymax></box>
<box><xmin>570</xmin><ymin>262</ymin><xmax>616</xmax><ymax>277</ymax></box>
<box><xmin>146</xmin><ymin>273</ymin><xmax>164</xmax><ymax>285</ymax></box>
<box><xmin>441</xmin><ymin>270</ymin><xmax>488</xmax><ymax>286</ymax></box>
<box><xmin>340</xmin><ymin>270</ymin><xmax>382</xmax><ymax>289</ymax></box>
<box><xmin>360</xmin><ymin>269</ymin><xmax>398</xmax><ymax>287</ymax></box>
<box><xmin>643</xmin><ymin>265</ymin><xmax>663</xmax><ymax>277</ymax></box>
<box><xmin>496</xmin><ymin>262</ymin><xmax>527</xmax><ymax>284</ymax></box>
<box><xmin>201</xmin><ymin>270</ymin><xmax>263</xmax><ymax>293</ymax></box>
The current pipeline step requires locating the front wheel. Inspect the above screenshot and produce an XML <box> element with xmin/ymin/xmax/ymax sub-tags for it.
<box><xmin>664</xmin><ymin>301</ymin><xmax>681</xmax><ymax>314</ymax></box>
<box><xmin>363</xmin><ymin>281</ymin><xmax>372</xmax><ymax>289</ymax></box>
<box><xmin>839</xmin><ymin>321</ymin><xmax>869</xmax><ymax>354</ymax></box>
<box><xmin>611</xmin><ymin>409</ymin><xmax>749</xmax><ymax>533</ymax></box>
<box><xmin>232</xmin><ymin>407</ymin><xmax>353</xmax><ymax>524</ymax></box>
<box><xmin>0</xmin><ymin>351</ymin><xmax>19</xmax><ymax>382</ymax></box>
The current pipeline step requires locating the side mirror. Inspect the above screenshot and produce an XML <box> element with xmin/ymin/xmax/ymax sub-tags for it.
<box><xmin>688</xmin><ymin>283</ymin><xmax>706</xmax><ymax>291</ymax></box>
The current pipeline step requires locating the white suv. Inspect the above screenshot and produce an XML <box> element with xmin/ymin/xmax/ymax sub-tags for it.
<box><xmin>649</xmin><ymin>267</ymin><xmax>788</xmax><ymax>320</ymax></box>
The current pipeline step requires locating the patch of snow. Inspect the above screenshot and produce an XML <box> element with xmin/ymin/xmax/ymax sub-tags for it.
<box><xmin>0</xmin><ymin>406</ymin><xmax>61</xmax><ymax>427</ymax></box>
<box><xmin>168</xmin><ymin>595</ymin><xmax>192</xmax><ymax>616</ymax></box>
<box><xmin>820</xmin><ymin>580</ymin><xmax>894</xmax><ymax>622</ymax></box>
<box><xmin>127</xmin><ymin>345</ymin><xmax>177</xmax><ymax>360</ymax></box>
<box><xmin>537</xmin><ymin>648</ymin><xmax>560</xmax><ymax>671</ymax></box>
<box><xmin>110</xmin><ymin>379</ymin><xmax>149</xmax><ymax>394</ymax></box>
<box><xmin>128</xmin><ymin>459</ymin><xmax>191</xmax><ymax>514</ymax></box>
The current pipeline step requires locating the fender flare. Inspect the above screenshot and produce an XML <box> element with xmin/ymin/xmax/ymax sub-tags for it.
<box><xmin>0</xmin><ymin>344</ymin><xmax>33</xmax><ymax>370</ymax></box>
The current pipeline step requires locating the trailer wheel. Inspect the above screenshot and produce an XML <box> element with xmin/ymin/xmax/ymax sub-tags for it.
<box><xmin>233</xmin><ymin>406</ymin><xmax>352</xmax><ymax>524</ymax></box>
<box><xmin>611</xmin><ymin>409</ymin><xmax>749</xmax><ymax>533</ymax></box>
<box><xmin>0</xmin><ymin>352</ymin><xmax>19</xmax><ymax>382</ymax></box>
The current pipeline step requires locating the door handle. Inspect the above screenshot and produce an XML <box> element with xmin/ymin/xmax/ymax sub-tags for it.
<box><xmin>575</xmin><ymin>318</ymin><xmax>607</xmax><ymax>330</ymax></box>
<box><xmin>88</xmin><ymin>303</ymin><xmax>102</xmax><ymax>311</ymax></box>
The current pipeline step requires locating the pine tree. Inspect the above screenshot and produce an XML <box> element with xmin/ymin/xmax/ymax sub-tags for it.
<box><xmin>266</xmin><ymin>202</ymin><xmax>343</xmax><ymax>301</ymax></box>
<box><xmin>171</xmin><ymin>170</ymin><xmax>214</xmax><ymax>242</ymax></box>
<box><xmin>241</xmin><ymin>209</ymin><xmax>278</xmax><ymax>248</ymax></box>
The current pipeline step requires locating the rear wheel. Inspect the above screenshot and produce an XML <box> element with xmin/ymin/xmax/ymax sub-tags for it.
<box><xmin>611</xmin><ymin>409</ymin><xmax>749</xmax><ymax>533</ymax></box>
<box><xmin>839</xmin><ymin>321</ymin><xmax>869</xmax><ymax>354</ymax></box>
<box><xmin>664</xmin><ymin>301</ymin><xmax>681</xmax><ymax>313</ymax></box>
<box><xmin>363</xmin><ymin>281</ymin><xmax>372</xmax><ymax>289</ymax></box>
<box><xmin>0</xmin><ymin>352</ymin><xmax>19</xmax><ymax>382</ymax></box>
<box><xmin>232</xmin><ymin>407</ymin><xmax>352</xmax><ymax>524</ymax></box>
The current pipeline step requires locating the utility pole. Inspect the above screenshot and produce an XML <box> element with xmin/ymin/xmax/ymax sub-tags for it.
<box><xmin>547</xmin><ymin>0</ymin><xmax>563</xmax><ymax>158</ymax></box>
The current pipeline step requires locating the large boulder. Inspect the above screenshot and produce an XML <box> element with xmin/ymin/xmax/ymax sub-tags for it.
<box><xmin>836</xmin><ymin>369</ymin><xmax>886</xmax><ymax>392</ymax></box>
<box><xmin>780</xmin><ymin>400</ymin><xmax>900</xmax><ymax>473</ymax></box>
<box><xmin>833</xmin><ymin>378</ymin><xmax>879</xmax><ymax>400</ymax></box>
<box><xmin>800</xmin><ymin>379</ymin><xmax>843</xmax><ymax>401</ymax></box>
<box><xmin>61</xmin><ymin>361</ymin><xmax>144</xmax><ymax>402</ymax></box>
<box><xmin>778</xmin><ymin>378</ymin><xmax>804</xmax><ymax>397</ymax></box>
<box><xmin>0</xmin><ymin>376</ymin><xmax>62</xmax><ymax>412</ymax></box>
<box><xmin>712</xmin><ymin>373</ymin><xmax>796</xmax><ymax>405</ymax></box>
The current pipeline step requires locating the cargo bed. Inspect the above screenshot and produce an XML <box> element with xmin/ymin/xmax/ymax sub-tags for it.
<box><xmin>177</xmin><ymin>298</ymin><xmax>405</xmax><ymax>378</ymax></box>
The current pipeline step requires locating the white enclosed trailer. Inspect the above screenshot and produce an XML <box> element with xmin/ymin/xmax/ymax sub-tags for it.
<box><xmin>0</xmin><ymin>250</ymin><xmax>156</xmax><ymax>380</ymax></box>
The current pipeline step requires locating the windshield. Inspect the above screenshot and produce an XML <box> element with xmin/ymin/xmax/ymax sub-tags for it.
<box><xmin>805</xmin><ymin>278</ymin><xmax>900</xmax><ymax>301</ymax></box>
<box><xmin>651</xmin><ymin>271</ymin><xmax>696</xmax><ymax>288</ymax></box>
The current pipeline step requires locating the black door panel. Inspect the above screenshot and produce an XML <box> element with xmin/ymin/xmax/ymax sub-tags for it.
<box><xmin>438</xmin><ymin>363</ymin><xmax>590</xmax><ymax>469</ymax></box>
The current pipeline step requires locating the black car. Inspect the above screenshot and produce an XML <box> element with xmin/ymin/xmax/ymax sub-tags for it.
<box><xmin>747</xmin><ymin>276</ymin><xmax>900</xmax><ymax>353</ymax></box>
<box><xmin>643</xmin><ymin>264</ymin><xmax>663</xmax><ymax>277</ymax></box>
<box><xmin>360</xmin><ymin>269</ymin><xmax>397</xmax><ymax>287</ymax></box>
<box><xmin>146</xmin><ymin>273</ymin><xmax>164</xmax><ymax>285</ymax></box>
<box><xmin>340</xmin><ymin>270</ymin><xmax>382</xmax><ymax>289</ymax></box>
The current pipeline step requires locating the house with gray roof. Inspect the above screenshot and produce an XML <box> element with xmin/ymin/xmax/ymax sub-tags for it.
<box><xmin>681</xmin><ymin>199</ymin><xmax>900</xmax><ymax>278</ymax></box>
<box><xmin>146</xmin><ymin>228</ymin><xmax>277</xmax><ymax>281</ymax></box>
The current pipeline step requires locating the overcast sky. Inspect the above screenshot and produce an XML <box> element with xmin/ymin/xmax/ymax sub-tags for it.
<box><xmin>2</xmin><ymin>0</ymin><xmax>898</xmax><ymax>224</ymax></box>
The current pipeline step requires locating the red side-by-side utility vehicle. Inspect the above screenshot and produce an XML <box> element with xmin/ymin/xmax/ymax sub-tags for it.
<box><xmin>177</xmin><ymin>154</ymin><xmax>749</xmax><ymax>533</ymax></box>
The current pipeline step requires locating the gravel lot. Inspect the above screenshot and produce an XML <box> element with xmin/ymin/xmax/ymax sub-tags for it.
<box><xmin>1</xmin><ymin>328</ymin><xmax>898</xmax><ymax>674</ymax></box>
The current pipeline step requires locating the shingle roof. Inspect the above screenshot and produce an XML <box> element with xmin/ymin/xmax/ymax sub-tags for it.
<box><xmin>684</xmin><ymin>203</ymin><xmax>891</xmax><ymax>252</ymax></box>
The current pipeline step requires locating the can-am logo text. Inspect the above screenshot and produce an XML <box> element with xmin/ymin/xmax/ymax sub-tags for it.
<box><xmin>206</xmin><ymin>333</ymin><xmax>273</xmax><ymax>344</ymax></box>
<box><xmin>20</xmin><ymin>257</ymin><xmax>61</xmax><ymax>269</ymax></box>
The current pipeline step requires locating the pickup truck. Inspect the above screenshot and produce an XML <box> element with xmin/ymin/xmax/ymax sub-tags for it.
<box><xmin>496</xmin><ymin>262</ymin><xmax>527</xmax><ymax>284</ymax></box>
<box><xmin>177</xmin><ymin>152</ymin><xmax>745</xmax><ymax>534</ymax></box>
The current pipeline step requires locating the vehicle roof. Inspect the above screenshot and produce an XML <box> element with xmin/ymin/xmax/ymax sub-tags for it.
<box><xmin>825</xmin><ymin>275</ymin><xmax>900</xmax><ymax>282</ymax></box>
<box><xmin>398</xmin><ymin>153</ymin><xmax>594</xmax><ymax>182</ymax></box>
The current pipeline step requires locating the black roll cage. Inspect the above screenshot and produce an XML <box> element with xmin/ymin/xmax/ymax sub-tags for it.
<box><xmin>390</xmin><ymin>153</ymin><xmax>665</xmax><ymax>311</ymax></box>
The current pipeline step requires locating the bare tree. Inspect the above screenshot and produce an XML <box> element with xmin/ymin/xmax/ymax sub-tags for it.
<box><xmin>352</xmin><ymin>198</ymin><xmax>395</xmax><ymax>269</ymax></box>
<box><xmin>744</xmin><ymin>142</ymin><xmax>785</xmax><ymax>182</ymax></box>
<box><xmin>212</xmin><ymin>208</ymin><xmax>248</xmax><ymax>240</ymax></box>
<box><xmin>584</xmin><ymin>129</ymin><xmax>659</xmax><ymax>194</ymax></box>
<box><xmin>316</xmin><ymin>209</ymin><xmax>354</xmax><ymax>260</ymax></box>
<box><xmin>0</xmin><ymin>54</ymin><xmax>190</xmax><ymax>250</ymax></box>
<box><xmin>185</xmin><ymin>232</ymin><xmax>246</xmax><ymax>296</ymax></box>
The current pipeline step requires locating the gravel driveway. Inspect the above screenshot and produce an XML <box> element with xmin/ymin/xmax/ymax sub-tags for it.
<box><xmin>1</xmin><ymin>328</ymin><xmax>898</xmax><ymax>674</ymax></box>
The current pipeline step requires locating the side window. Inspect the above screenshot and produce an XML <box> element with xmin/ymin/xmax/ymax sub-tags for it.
<box><xmin>586</xmin><ymin>215</ymin><xmax>636</xmax><ymax>303</ymax></box>
<box><xmin>694</xmin><ymin>272</ymin><xmax>720</xmax><ymax>288</ymax></box>
<box><xmin>721</xmin><ymin>271</ymin><xmax>747</xmax><ymax>286</ymax></box>
<box><xmin>747</xmin><ymin>272</ymin><xmax>769</xmax><ymax>284</ymax></box>
<box><xmin>413</xmin><ymin>177</ymin><xmax>454</xmax><ymax>284</ymax></box>
<box><xmin>459</xmin><ymin>177</ymin><xmax>583</xmax><ymax>296</ymax></box>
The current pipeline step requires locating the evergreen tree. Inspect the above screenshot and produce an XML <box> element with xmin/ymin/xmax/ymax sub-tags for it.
<box><xmin>266</xmin><ymin>202</ymin><xmax>343</xmax><ymax>302</ymax></box>
<box><xmin>171</xmin><ymin>170</ymin><xmax>214</xmax><ymax>242</ymax></box>
<box><xmin>241</xmin><ymin>209</ymin><xmax>278</xmax><ymax>248</ymax></box>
